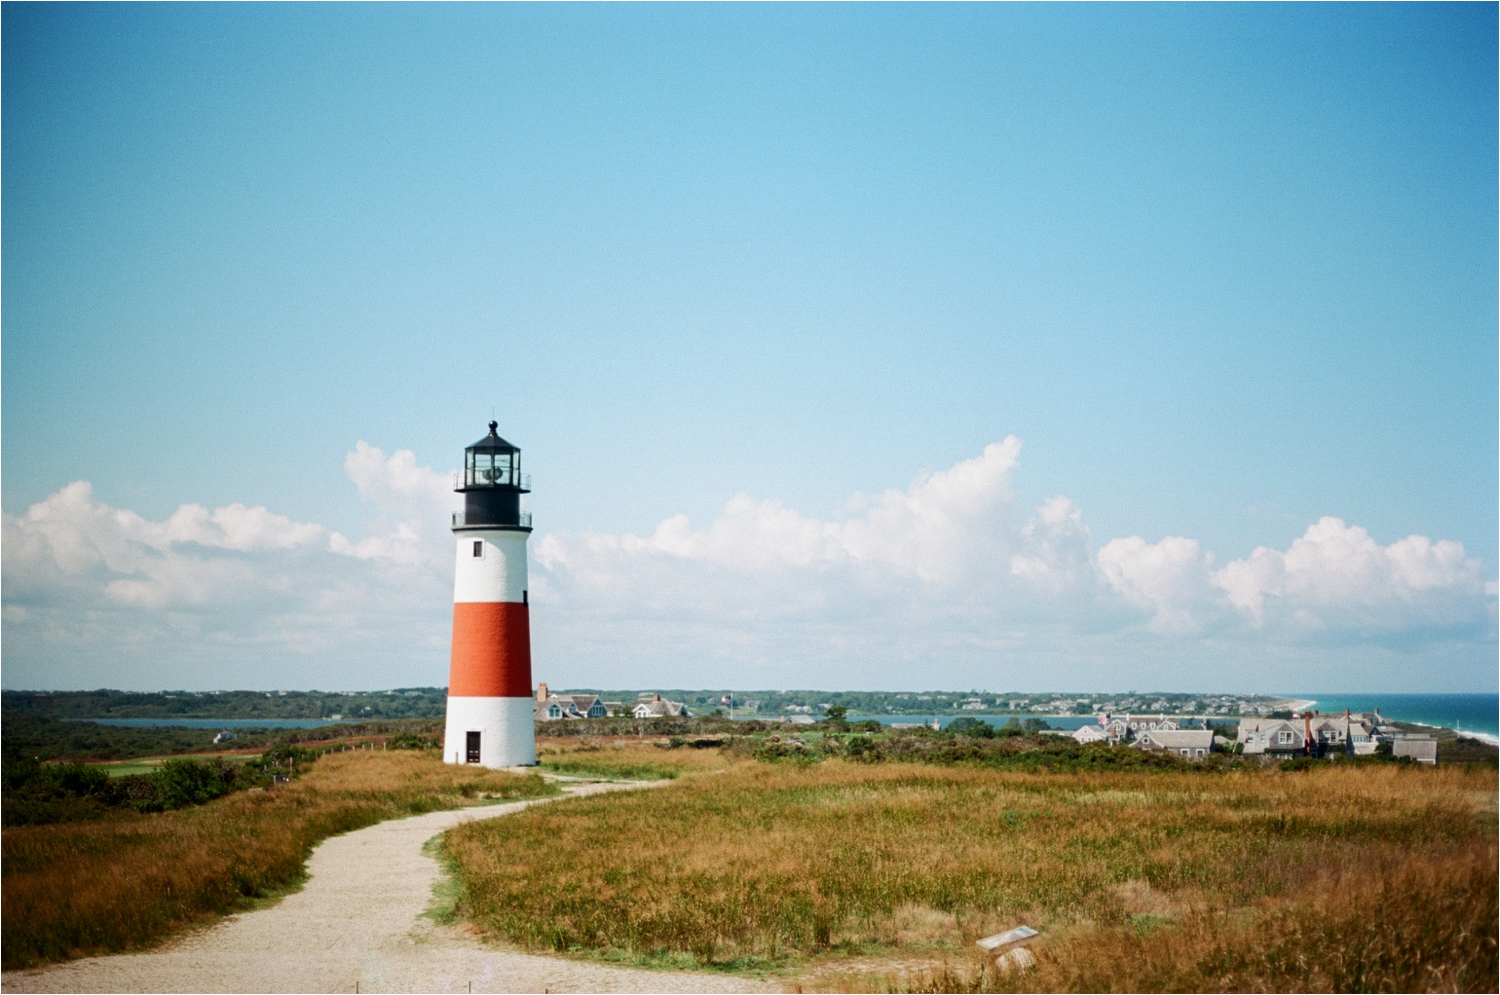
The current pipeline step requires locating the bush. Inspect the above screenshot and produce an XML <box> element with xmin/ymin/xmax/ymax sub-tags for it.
<box><xmin>3</xmin><ymin>748</ymin><xmax>293</xmax><ymax>825</ymax></box>
<box><xmin>1</xmin><ymin>757</ymin><xmax>114</xmax><ymax>825</ymax></box>
<box><xmin>946</xmin><ymin>717</ymin><xmax>994</xmax><ymax>737</ymax></box>
<box><xmin>387</xmin><ymin>732</ymin><xmax>439</xmax><ymax>750</ymax></box>
<box><xmin>245</xmin><ymin>742</ymin><xmax>320</xmax><ymax>773</ymax></box>
<box><xmin>142</xmin><ymin>758</ymin><xmax>244</xmax><ymax>811</ymax></box>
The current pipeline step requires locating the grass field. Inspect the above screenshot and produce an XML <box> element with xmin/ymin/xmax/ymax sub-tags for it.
<box><xmin>1</xmin><ymin>749</ymin><xmax>554</xmax><ymax>970</ymax></box>
<box><xmin>444</xmin><ymin>754</ymin><xmax>1497</xmax><ymax>992</ymax></box>
<box><xmin>94</xmin><ymin>760</ymin><xmax>166</xmax><ymax>778</ymax></box>
<box><xmin>536</xmin><ymin>735</ymin><xmax>732</xmax><ymax>781</ymax></box>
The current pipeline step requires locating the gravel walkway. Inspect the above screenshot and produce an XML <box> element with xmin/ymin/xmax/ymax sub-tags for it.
<box><xmin>3</xmin><ymin>781</ymin><xmax>777</xmax><ymax>994</ymax></box>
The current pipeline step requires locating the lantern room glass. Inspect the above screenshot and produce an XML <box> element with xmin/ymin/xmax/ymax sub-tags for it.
<box><xmin>467</xmin><ymin>449</ymin><xmax>518</xmax><ymax>488</ymax></box>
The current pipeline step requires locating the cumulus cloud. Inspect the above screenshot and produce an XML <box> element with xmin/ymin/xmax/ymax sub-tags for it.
<box><xmin>1</xmin><ymin>444</ymin><xmax>458</xmax><ymax>689</ymax></box>
<box><xmin>1211</xmin><ymin>517</ymin><xmax>1493</xmax><ymax>634</ymax></box>
<box><xmin>1096</xmin><ymin>535</ymin><xmax>1216</xmax><ymax>633</ymax></box>
<box><xmin>2</xmin><ymin>481</ymin><xmax>328</xmax><ymax>611</ymax></box>
<box><xmin>549</xmin><ymin>438</ymin><xmax>1024</xmax><ymax>581</ymax></box>
<box><xmin>2</xmin><ymin>438</ymin><xmax>1493</xmax><ymax>691</ymax></box>
<box><xmin>533</xmin><ymin>443</ymin><xmax>1494</xmax><ymax>683</ymax></box>
<box><xmin>329</xmin><ymin>442</ymin><xmax>459</xmax><ymax>567</ymax></box>
<box><xmin>1011</xmin><ymin>496</ymin><xmax>1092</xmax><ymax>591</ymax></box>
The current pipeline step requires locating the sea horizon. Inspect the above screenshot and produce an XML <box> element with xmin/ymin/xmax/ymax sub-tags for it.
<box><xmin>1292</xmin><ymin>692</ymin><xmax>1499</xmax><ymax>738</ymax></box>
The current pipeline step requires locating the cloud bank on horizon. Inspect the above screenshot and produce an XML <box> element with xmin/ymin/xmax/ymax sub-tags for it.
<box><xmin>3</xmin><ymin>438</ymin><xmax>1494</xmax><ymax>693</ymax></box>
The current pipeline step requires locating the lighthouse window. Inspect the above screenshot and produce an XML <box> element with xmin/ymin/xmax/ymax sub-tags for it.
<box><xmin>473</xmin><ymin>540</ymin><xmax>484</xmax><ymax>558</ymax></box>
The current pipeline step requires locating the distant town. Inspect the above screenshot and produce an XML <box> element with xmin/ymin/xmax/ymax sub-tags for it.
<box><xmin>1</xmin><ymin>687</ymin><xmax>1297</xmax><ymax>722</ymax></box>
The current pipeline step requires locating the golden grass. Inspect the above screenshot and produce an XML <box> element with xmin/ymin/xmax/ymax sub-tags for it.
<box><xmin>897</xmin><ymin>846</ymin><xmax>1497</xmax><ymax>993</ymax></box>
<box><xmin>1</xmin><ymin>750</ymin><xmax>553</xmax><ymax>970</ymax></box>
<box><xmin>535</xmin><ymin>736</ymin><xmax>732</xmax><ymax>781</ymax></box>
<box><xmin>445</xmin><ymin>759</ymin><xmax>1497</xmax><ymax>991</ymax></box>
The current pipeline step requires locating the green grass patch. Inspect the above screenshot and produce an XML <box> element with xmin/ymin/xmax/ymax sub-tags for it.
<box><xmin>539</xmin><ymin>758</ymin><xmax>683</xmax><ymax>781</ymax></box>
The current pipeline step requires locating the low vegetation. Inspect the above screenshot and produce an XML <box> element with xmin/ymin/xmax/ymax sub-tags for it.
<box><xmin>3</xmin><ymin>754</ymin><xmax>270</xmax><ymax>826</ymax></box>
<box><xmin>536</xmin><ymin>735</ymin><xmax>733</xmax><ymax>781</ymax></box>
<box><xmin>0</xmin><ymin>708</ymin><xmax>449</xmax><ymax>764</ymax></box>
<box><xmin>2</xmin><ymin>749</ymin><xmax>554</xmax><ymax>970</ymax></box>
<box><xmin>1</xmin><ymin>687</ymin><xmax>448</xmax><ymax>721</ymax></box>
<box><xmin>0</xmin><ymin>710</ymin><xmax>270</xmax><ymax>762</ymax></box>
<box><xmin>445</xmin><ymin>754</ymin><xmax>1497</xmax><ymax>992</ymax></box>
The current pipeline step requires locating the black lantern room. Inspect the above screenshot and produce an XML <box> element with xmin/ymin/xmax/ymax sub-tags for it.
<box><xmin>454</xmin><ymin>422</ymin><xmax>532</xmax><ymax>530</ymax></box>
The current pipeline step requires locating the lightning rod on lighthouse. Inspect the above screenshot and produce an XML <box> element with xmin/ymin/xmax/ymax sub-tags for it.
<box><xmin>444</xmin><ymin>421</ymin><xmax>537</xmax><ymax>768</ymax></box>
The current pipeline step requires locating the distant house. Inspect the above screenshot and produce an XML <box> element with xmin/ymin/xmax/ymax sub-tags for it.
<box><xmin>631</xmin><ymin>694</ymin><xmax>690</xmax><ymax>719</ymax></box>
<box><xmin>1131</xmin><ymin>729</ymin><xmax>1213</xmax><ymax>760</ymax></box>
<box><xmin>1072</xmin><ymin>724</ymin><xmax>1109</xmax><ymax>745</ymax></box>
<box><xmin>1077</xmin><ymin>714</ymin><xmax>1172</xmax><ymax>745</ymax></box>
<box><xmin>1239</xmin><ymin>711</ymin><xmax>1397</xmax><ymax>757</ymax></box>
<box><xmin>532</xmin><ymin>682</ymin><xmax>610</xmax><ymax>721</ymax></box>
<box><xmin>213</xmin><ymin>729</ymin><xmax>237</xmax><ymax>744</ymax></box>
<box><xmin>1237</xmin><ymin>718</ymin><xmax>1308</xmax><ymax>756</ymax></box>
<box><xmin>1308</xmin><ymin>711</ymin><xmax>1397</xmax><ymax>755</ymax></box>
<box><xmin>1393</xmin><ymin>739</ymin><xmax>1437</xmax><ymax>764</ymax></box>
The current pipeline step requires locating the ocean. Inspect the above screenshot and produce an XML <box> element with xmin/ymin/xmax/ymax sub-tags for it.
<box><xmin>1292</xmin><ymin>693</ymin><xmax>1498</xmax><ymax>738</ymax></box>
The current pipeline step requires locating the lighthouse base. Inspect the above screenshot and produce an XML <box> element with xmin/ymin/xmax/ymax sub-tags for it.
<box><xmin>443</xmin><ymin>696</ymin><xmax>537</xmax><ymax>768</ymax></box>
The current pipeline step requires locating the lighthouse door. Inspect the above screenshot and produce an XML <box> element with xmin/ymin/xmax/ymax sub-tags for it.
<box><xmin>465</xmin><ymin>731</ymin><xmax>481</xmax><ymax>764</ymax></box>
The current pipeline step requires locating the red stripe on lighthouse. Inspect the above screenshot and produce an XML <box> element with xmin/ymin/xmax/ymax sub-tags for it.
<box><xmin>448</xmin><ymin>602</ymin><xmax>532</xmax><ymax>698</ymax></box>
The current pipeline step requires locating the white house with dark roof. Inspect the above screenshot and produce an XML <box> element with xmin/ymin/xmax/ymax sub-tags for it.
<box><xmin>631</xmin><ymin>694</ymin><xmax>690</xmax><ymax>719</ymax></box>
<box><xmin>1130</xmin><ymin>728</ymin><xmax>1213</xmax><ymax>760</ymax></box>
<box><xmin>1072</xmin><ymin>724</ymin><xmax>1109</xmax><ymax>745</ymax></box>
<box><xmin>532</xmin><ymin>682</ymin><xmax>609</xmax><ymax>721</ymax></box>
<box><xmin>1237</xmin><ymin>717</ymin><xmax>1307</xmax><ymax>755</ymax></box>
<box><xmin>1238</xmin><ymin>711</ymin><xmax>1397</xmax><ymax>757</ymax></box>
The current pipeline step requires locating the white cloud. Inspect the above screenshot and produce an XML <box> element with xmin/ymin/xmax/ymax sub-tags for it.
<box><xmin>539</xmin><ymin>438</ymin><xmax>1024</xmax><ymax>582</ymax></box>
<box><xmin>328</xmin><ymin>442</ymin><xmax>459</xmax><ymax>567</ymax></box>
<box><xmin>1212</xmin><ymin>517</ymin><xmax>1492</xmax><ymax>633</ymax></box>
<box><xmin>1096</xmin><ymin>535</ymin><xmax>1215</xmax><ymax>633</ymax></box>
<box><xmin>1</xmin><ymin>444</ymin><xmax>458</xmax><ymax>689</ymax></box>
<box><xmin>343</xmin><ymin>441</ymin><xmax>454</xmax><ymax>513</ymax></box>
<box><xmin>2</xmin><ymin>439</ymin><xmax>1493</xmax><ymax>692</ymax></box>
<box><xmin>533</xmin><ymin>444</ymin><xmax>1494</xmax><ymax>687</ymax></box>
<box><xmin>3</xmin><ymin>482</ymin><xmax>330</xmax><ymax>610</ymax></box>
<box><xmin>1011</xmin><ymin>496</ymin><xmax>1092</xmax><ymax>590</ymax></box>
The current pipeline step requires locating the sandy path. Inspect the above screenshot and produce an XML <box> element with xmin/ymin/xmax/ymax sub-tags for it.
<box><xmin>4</xmin><ymin>782</ymin><xmax>776</xmax><ymax>994</ymax></box>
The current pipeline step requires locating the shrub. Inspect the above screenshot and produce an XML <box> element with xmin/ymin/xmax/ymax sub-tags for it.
<box><xmin>141</xmin><ymin>758</ymin><xmax>245</xmax><ymax>812</ymax></box>
<box><xmin>1</xmin><ymin>758</ymin><xmax>114</xmax><ymax>826</ymax></box>
<box><xmin>387</xmin><ymin>732</ymin><xmax>439</xmax><ymax>750</ymax></box>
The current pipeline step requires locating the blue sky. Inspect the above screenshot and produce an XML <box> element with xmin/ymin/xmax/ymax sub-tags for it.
<box><xmin>4</xmin><ymin>4</ymin><xmax>1495</xmax><ymax>693</ymax></box>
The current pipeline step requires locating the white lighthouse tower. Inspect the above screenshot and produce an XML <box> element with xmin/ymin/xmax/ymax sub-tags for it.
<box><xmin>444</xmin><ymin>421</ymin><xmax>537</xmax><ymax>768</ymax></box>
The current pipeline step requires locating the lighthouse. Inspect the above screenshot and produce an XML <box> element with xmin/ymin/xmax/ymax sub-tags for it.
<box><xmin>444</xmin><ymin>421</ymin><xmax>537</xmax><ymax>768</ymax></box>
